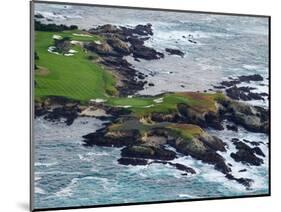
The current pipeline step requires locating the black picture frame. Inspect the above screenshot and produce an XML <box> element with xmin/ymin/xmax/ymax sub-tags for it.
<box><xmin>30</xmin><ymin>1</ymin><xmax>271</xmax><ymax>211</ymax></box>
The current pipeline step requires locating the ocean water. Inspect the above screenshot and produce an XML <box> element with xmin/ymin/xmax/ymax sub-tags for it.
<box><xmin>33</xmin><ymin>3</ymin><xmax>269</xmax><ymax>209</ymax></box>
<box><xmin>34</xmin><ymin>117</ymin><xmax>268</xmax><ymax>209</ymax></box>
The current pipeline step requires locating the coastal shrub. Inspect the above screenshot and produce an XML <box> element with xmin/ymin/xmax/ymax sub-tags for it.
<box><xmin>35</xmin><ymin>51</ymin><xmax>39</xmax><ymax>60</ymax></box>
<box><xmin>35</xmin><ymin>20</ymin><xmax>78</xmax><ymax>32</ymax></box>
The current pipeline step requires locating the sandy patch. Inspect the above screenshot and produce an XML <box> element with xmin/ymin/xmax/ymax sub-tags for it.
<box><xmin>143</xmin><ymin>104</ymin><xmax>154</xmax><ymax>108</ymax></box>
<box><xmin>73</xmin><ymin>33</ymin><xmax>92</xmax><ymax>37</ymax></box>
<box><xmin>70</xmin><ymin>40</ymin><xmax>83</xmax><ymax>46</ymax></box>
<box><xmin>153</xmin><ymin>97</ymin><xmax>163</xmax><ymax>103</ymax></box>
<box><xmin>80</xmin><ymin>107</ymin><xmax>108</xmax><ymax>117</ymax></box>
<box><xmin>36</xmin><ymin>66</ymin><xmax>50</xmax><ymax>76</ymax></box>
<box><xmin>90</xmin><ymin>98</ymin><xmax>107</xmax><ymax>103</ymax></box>
<box><xmin>94</xmin><ymin>40</ymin><xmax>102</xmax><ymax>45</ymax></box>
<box><xmin>64</xmin><ymin>53</ymin><xmax>74</xmax><ymax>56</ymax></box>
<box><xmin>69</xmin><ymin>49</ymin><xmax>78</xmax><ymax>53</ymax></box>
<box><xmin>117</xmin><ymin>105</ymin><xmax>131</xmax><ymax>108</ymax></box>
<box><xmin>53</xmin><ymin>34</ymin><xmax>62</xmax><ymax>40</ymax></box>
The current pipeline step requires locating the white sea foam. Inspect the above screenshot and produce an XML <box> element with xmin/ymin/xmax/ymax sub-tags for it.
<box><xmin>35</xmin><ymin>162</ymin><xmax>58</xmax><ymax>167</ymax></box>
<box><xmin>35</xmin><ymin>186</ymin><xmax>46</xmax><ymax>194</ymax></box>
<box><xmin>178</xmin><ymin>193</ymin><xmax>196</xmax><ymax>198</ymax></box>
<box><xmin>55</xmin><ymin>178</ymin><xmax>79</xmax><ymax>197</ymax></box>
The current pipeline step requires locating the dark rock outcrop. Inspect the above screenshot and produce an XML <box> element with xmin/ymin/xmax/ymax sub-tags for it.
<box><xmin>84</xmin><ymin>41</ymin><xmax>116</xmax><ymax>56</ymax></box>
<box><xmin>106</xmin><ymin>37</ymin><xmax>130</xmax><ymax>55</ymax></box>
<box><xmin>168</xmin><ymin>137</ymin><xmax>230</xmax><ymax>174</ymax></box>
<box><xmin>226</xmin><ymin>124</ymin><xmax>238</xmax><ymax>132</ymax></box>
<box><xmin>230</xmin><ymin>140</ymin><xmax>264</xmax><ymax>166</ymax></box>
<box><xmin>225</xmin><ymin>174</ymin><xmax>253</xmax><ymax>189</ymax></box>
<box><xmin>238</xmin><ymin>74</ymin><xmax>263</xmax><ymax>82</ymax></box>
<box><xmin>121</xmin><ymin>145</ymin><xmax>177</xmax><ymax>160</ymax></box>
<box><xmin>54</xmin><ymin>37</ymin><xmax>71</xmax><ymax>54</ymax></box>
<box><xmin>83</xmin><ymin>128</ymin><xmax>141</xmax><ymax>147</ymax></box>
<box><xmin>131</xmin><ymin>44</ymin><xmax>164</xmax><ymax>60</ymax></box>
<box><xmin>43</xmin><ymin>105</ymin><xmax>80</xmax><ymax>126</ymax></box>
<box><xmin>165</xmin><ymin>48</ymin><xmax>184</xmax><ymax>57</ymax></box>
<box><xmin>35</xmin><ymin>20</ymin><xmax>78</xmax><ymax>32</ymax></box>
<box><xmin>118</xmin><ymin>157</ymin><xmax>148</xmax><ymax>166</ymax></box>
<box><xmin>221</xmin><ymin>99</ymin><xmax>269</xmax><ymax>134</ymax></box>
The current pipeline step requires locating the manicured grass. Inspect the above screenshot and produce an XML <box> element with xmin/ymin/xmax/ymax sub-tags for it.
<box><xmin>35</xmin><ymin>30</ymin><xmax>116</xmax><ymax>101</ymax></box>
<box><xmin>107</xmin><ymin>92</ymin><xmax>225</xmax><ymax>117</ymax></box>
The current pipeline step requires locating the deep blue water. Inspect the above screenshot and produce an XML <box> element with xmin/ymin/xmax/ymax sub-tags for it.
<box><xmin>33</xmin><ymin>3</ymin><xmax>269</xmax><ymax>209</ymax></box>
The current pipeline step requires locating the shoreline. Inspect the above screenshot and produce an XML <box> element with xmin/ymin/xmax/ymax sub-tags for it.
<box><xmin>34</xmin><ymin>20</ymin><xmax>269</xmax><ymax>196</ymax></box>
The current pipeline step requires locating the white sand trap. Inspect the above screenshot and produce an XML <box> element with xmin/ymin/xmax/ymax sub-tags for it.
<box><xmin>127</xmin><ymin>95</ymin><xmax>133</xmax><ymax>98</ymax></box>
<box><xmin>144</xmin><ymin>104</ymin><xmax>154</xmax><ymax>108</ymax></box>
<box><xmin>47</xmin><ymin>46</ymin><xmax>60</xmax><ymax>55</ymax></box>
<box><xmin>153</xmin><ymin>97</ymin><xmax>163</xmax><ymax>103</ymax></box>
<box><xmin>90</xmin><ymin>98</ymin><xmax>107</xmax><ymax>103</ymax></box>
<box><xmin>70</xmin><ymin>40</ymin><xmax>83</xmax><ymax>45</ymax></box>
<box><xmin>47</xmin><ymin>46</ymin><xmax>77</xmax><ymax>57</ymax></box>
<box><xmin>94</xmin><ymin>40</ymin><xmax>102</xmax><ymax>45</ymax></box>
<box><xmin>80</xmin><ymin>107</ymin><xmax>108</xmax><ymax>117</ymax></box>
<box><xmin>53</xmin><ymin>34</ymin><xmax>62</xmax><ymax>40</ymax></box>
<box><xmin>117</xmin><ymin>105</ymin><xmax>131</xmax><ymax>108</ymax></box>
<box><xmin>73</xmin><ymin>33</ymin><xmax>92</xmax><ymax>37</ymax></box>
<box><xmin>69</xmin><ymin>49</ymin><xmax>78</xmax><ymax>53</ymax></box>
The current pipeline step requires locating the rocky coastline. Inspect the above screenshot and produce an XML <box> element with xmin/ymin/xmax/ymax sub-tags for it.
<box><xmin>35</xmin><ymin>21</ymin><xmax>269</xmax><ymax>191</ymax></box>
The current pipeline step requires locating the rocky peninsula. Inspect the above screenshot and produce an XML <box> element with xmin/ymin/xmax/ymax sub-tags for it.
<box><xmin>34</xmin><ymin>21</ymin><xmax>269</xmax><ymax>190</ymax></box>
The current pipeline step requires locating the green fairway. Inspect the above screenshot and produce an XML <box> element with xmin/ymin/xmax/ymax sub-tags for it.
<box><xmin>34</xmin><ymin>30</ymin><xmax>116</xmax><ymax>102</ymax></box>
<box><xmin>107</xmin><ymin>92</ymin><xmax>225</xmax><ymax>117</ymax></box>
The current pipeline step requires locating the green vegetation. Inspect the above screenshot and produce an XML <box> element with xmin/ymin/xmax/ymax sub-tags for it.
<box><xmin>167</xmin><ymin>123</ymin><xmax>204</xmax><ymax>141</ymax></box>
<box><xmin>107</xmin><ymin>118</ymin><xmax>204</xmax><ymax>142</ymax></box>
<box><xmin>107</xmin><ymin>92</ymin><xmax>225</xmax><ymax>117</ymax></box>
<box><xmin>35</xmin><ymin>30</ymin><xmax>116</xmax><ymax>101</ymax></box>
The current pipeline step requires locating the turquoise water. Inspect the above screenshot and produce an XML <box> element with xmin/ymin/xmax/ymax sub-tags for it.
<box><xmin>33</xmin><ymin>3</ymin><xmax>269</xmax><ymax>209</ymax></box>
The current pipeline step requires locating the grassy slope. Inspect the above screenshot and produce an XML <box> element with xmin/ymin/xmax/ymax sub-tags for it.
<box><xmin>34</xmin><ymin>29</ymin><xmax>226</xmax><ymax>145</ymax></box>
<box><xmin>107</xmin><ymin>92</ymin><xmax>225</xmax><ymax>117</ymax></box>
<box><xmin>35</xmin><ymin>30</ymin><xmax>116</xmax><ymax>102</ymax></box>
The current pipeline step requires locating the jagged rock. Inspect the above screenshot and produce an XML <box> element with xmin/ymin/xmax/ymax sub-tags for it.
<box><xmin>118</xmin><ymin>157</ymin><xmax>148</xmax><ymax>166</ymax></box>
<box><xmin>226</xmin><ymin>124</ymin><xmax>238</xmax><ymax>132</ymax></box>
<box><xmin>82</xmin><ymin>129</ymin><xmax>141</xmax><ymax>147</ymax></box>
<box><xmin>43</xmin><ymin>105</ymin><xmax>80</xmax><ymax>126</ymax></box>
<box><xmin>243</xmin><ymin>139</ymin><xmax>263</xmax><ymax>146</ymax></box>
<box><xmin>199</xmin><ymin>134</ymin><xmax>227</xmax><ymax>152</ymax></box>
<box><xmin>230</xmin><ymin>141</ymin><xmax>264</xmax><ymax>166</ymax></box>
<box><xmin>89</xmin><ymin>24</ymin><xmax>121</xmax><ymax>34</ymax></box>
<box><xmin>168</xmin><ymin>137</ymin><xmax>231</xmax><ymax>174</ymax></box>
<box><xmin>35</xmin><ymin>13</ymin><xmax>44</xmax><ymax>19</ymax></box>
<box><xmin>107</xmin><ymin>37</ymin><xmax>130</xmax><ymax>55</ymax></box>
<box><xmin>131</xmin><ymin>44</ymin><xmax>164</xmax><ymax>60</ymax></box>
<box><xmin>165</xmin><ymin>48</ymin><xmax>184</xmax><ymax>57</ymax></box>
<box><xmin>225</xmin><ymin>174</ymin><xmax>253</xmax><ymax>189</ymax></box>
<box><xmin>121</xmin><ymin>145</ymin><xmax>176</xmax><ymax>160</ymax></box>
<box><xmin>238</xmin><ymin>74</ymin><xmax>263</xmax><ymax>82</ymax></box>
<box><xmin>226</xmin><ymin>86</ymin><xmax>264</xmax><ymax>101</ymax></box>
<box><xmin>54</xmin><ymin>37</ymin><xmax>71</xmax><ymax>54</ymax></box>
<box><xmin>84</xmin><ymin>41</ymin><xmax>116</xmax><ymax>56</ymax></box>
<box><xmin>222</xmin><ymin>99</ymin><xmax>269</xmax><ymax>134</ymax></box>
<box><xmin>152</xmin><ymin>160</ymin><xmax>196</xmax><ymax>174</ymax></box>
